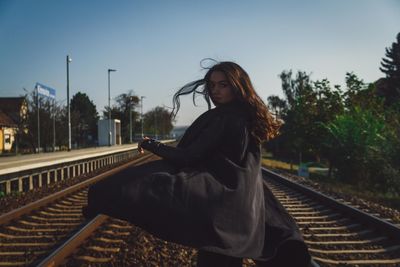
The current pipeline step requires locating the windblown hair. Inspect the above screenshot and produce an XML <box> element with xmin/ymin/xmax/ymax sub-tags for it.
<box><xmin>172</xmin><ymin>61</ymin><xmax>280</xmax><ymax>143</ymax></box>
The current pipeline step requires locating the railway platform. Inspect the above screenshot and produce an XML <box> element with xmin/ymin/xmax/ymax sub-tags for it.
<box><xmin>0</xmin><ymin>144</ymin><xmax>140</xmax><ymax>175</ymax></box>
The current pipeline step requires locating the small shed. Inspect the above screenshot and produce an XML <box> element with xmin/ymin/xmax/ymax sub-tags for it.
<box><xmin>98</xmin><ymin>119</ymin><xmax>121</xmax><ymax>146</ymax></box>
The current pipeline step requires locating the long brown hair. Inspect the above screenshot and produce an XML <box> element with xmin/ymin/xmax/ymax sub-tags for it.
<box><xmin>172</xmin><ymin>61</ymin><xmax>280</xmax><ymax>143</ymax></box>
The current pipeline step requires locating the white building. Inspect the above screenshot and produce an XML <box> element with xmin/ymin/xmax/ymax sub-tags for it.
<box><xmin>98</xmin><ymin>119</ymin><xmax>121</xmax><ymax>146</ymax></box>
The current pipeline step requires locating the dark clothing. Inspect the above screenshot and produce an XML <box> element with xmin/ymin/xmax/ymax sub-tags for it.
<box><xmin>84</xmin><ymin>101</ymin><xmax>310</xmax><ymax>266</ymax></box>
<box><xmin>197</xmin><ymin>250</ymin><xmax>242</xmax><ymax>267</ymax></box>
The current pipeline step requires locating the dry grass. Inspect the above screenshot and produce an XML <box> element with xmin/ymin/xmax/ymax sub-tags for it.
<box><xmin>262</xmin><ymin>158</ymin><xmax>298</xmax><ymax>171</ymax></box>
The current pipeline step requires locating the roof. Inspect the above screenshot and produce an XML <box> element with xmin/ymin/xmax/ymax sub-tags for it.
<box><xmin>0</xmin><ymin>97</ymin><xmax>26</xmax><ymax>114</ymax></box>
<box><xmin>0</xmin><ymin>110</ymin><xmax>17</xmax><ymax>127</ymax></box>
<box><xmin>0</xmin><ymin>97</ymin><xmax>27</xmax><ymax>124</ymax></box>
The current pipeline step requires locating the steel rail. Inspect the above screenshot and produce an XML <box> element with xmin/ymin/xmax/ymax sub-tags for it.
<box><xmin>262</xmin><ymin>168</ymin><xmax>400</xmax><ymax>239</ymax></box>
<box><xmin>37</xmin><ymin>166</ymin><xmax>322</xmax><ymax>267</ymax></box>
<box><xmin>36</xmin><ymin>215</ymin><xmax>108</xmax><ymax>267</ymax></box>
<box><xmin>9</xmin><ymin>158</ymin><xmax>393</xmax><ymax>266</ymax></box>
<box><xmin>0</xmin><ymin>153</ymin><xmax>154</xmax><ymax>266</ymax></box>
<box><xmin>0</xmin><ymin>153</ymin><xmax>153</xmax><ymax>226</ymax></box>
<box><xmin>262</xmin><ymin>167</ymin><xmax>400</xmax><ymax>266</ymax></box>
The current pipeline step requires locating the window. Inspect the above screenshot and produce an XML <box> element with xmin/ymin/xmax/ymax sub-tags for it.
<box><xmin>4</xmin><ymin>134</ymin><xmax>11</xmax><ymax>144</ymax></box>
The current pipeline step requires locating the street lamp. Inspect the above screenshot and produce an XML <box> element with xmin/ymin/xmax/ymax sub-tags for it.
<box><xmin>108</xmin><ymin>68</ymin><xmax>117</xmax><ymax>146</ymax></box>
<box><xmin>140</xmin><ymin>96</ymin><xmax>145</xmax><ymax>138</ymax></box>
<box><xmin>154</xmin><ymin>111</ymin><xmax>158</xmax><ymax>140</ymax></box>
<box><xmin>66</xmin><ymin>55</ymin><xmax>72</xmax><ymax>151</ymax></box>
<box><xmin>129</xmin><ymin>104</ymin><xmax>133</xmax><ymax>143</ymax></box>
<box><xmin>129</xmin><ymin>96</ymin><xmax>135</xmax><ymax>143</ymax></box>
<box><xmin>36</xmin><ymin>84</ymin><xmax>40</xmax><ymax>153</ymax></box>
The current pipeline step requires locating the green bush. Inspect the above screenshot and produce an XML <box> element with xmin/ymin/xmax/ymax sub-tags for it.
<box><xmin>324</xmin><ymin>107</ymin><xmax>399</xmax><ymax>194</ymax></box>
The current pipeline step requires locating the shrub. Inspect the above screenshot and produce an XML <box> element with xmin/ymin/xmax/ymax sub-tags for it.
<box><xmin>324</xmin><ymin>107</ymin><xmax>399</xmax><ymax>194</ymax></box>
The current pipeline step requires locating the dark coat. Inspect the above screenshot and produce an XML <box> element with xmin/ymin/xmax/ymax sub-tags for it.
<box><xmin>84</xmin><ymin>101</ymin><xmax>310</xmax><ymax>266</ymax></box>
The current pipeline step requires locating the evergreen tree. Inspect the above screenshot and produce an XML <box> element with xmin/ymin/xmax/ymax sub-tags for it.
<box><xmin>379</xmin><ymin>32</ymin><xmax>400</xmax><ymax>105</ymax></box>
<box><xmin>70</xmin><ymin>92</ymin><xmax>98</xmax><ymax>147</ymax></box>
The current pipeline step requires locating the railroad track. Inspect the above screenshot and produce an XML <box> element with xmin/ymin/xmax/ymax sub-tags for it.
<box><xmin>0</xmin><ymin>153</ymin><xmax>155</xmax><ymax>267</ymax></box>
<box><xmin>37</xmin><ymin>168</ymin><xmax>400</xmax><ymax>267</ymax></box>
<box><xmin>263</xmin><ymin>168</ymin><xmax>400</xmax><ymax>267</ymax></box>
<box><xmin>2</xmin><ymin>156</ymin><xmax>400</xmax><ymax>266</ymax></box>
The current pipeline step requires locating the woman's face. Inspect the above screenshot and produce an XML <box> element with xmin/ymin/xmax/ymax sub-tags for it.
<box><xmin>209</xmin><ymin>71</ymin><xmax>236</xmax><ymax>106</ymax></box>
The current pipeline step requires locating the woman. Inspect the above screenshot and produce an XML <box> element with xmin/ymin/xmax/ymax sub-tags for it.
<box><xmin>83</xmin><ymin>61</ymin><xmax>310</xmax><ymax>266</ymax></box>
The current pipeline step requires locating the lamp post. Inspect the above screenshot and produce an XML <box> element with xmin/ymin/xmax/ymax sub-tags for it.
<box><xmin>108</xmin><ymin>69</ymin><xmax>117</xmax><ymax>146</ymax></box>
<box><xmin>154</xmin><ymin>111</ymin><xmax>158</xmax><ymax>140</ymax></box>
<box><xmin>129</xmin><ymin>104</ymin><xmax>133</xmax><ymax>143</ymax></box>
<box><xmin>36</xmin><ymin>85</ymin><xmax>40</xmax><ymax>153</ymax></box>
<box><xmin>66</xmin><ymin>55</ymin><xmax>72</xmax><ymax>151</ymax></box>
<box><xmin>129</xmin><ymin>96</ymin><xmax>135</xmax><ymax>143</ymax></box>
<box><xmin>53</xmin><ymin>98</ymin><xmax>55</xmax><ymax>152</ymax></box>
<box><xmin>140</xmin><ymin>96</ymin><xmax>145</xmax><ymax>138</ymax></box>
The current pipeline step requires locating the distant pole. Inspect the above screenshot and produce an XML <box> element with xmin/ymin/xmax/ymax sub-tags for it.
<box><xmin>108</xmin><ymin>69</ymin><xmax>117</xmax><ymax>146</ymax></box>
<box><xmin>154</xmin><ymin>111</ymin><xmax>158</xmax><ymax>139</ymax></box>
<box><xmin>129</xmin><ymin>102</ymin><xmax>133</xmax><ymax>143</ymax></box>
<box><xmin>108</xmin><ymin>70</ymin><xmax>110</xmax><ymax>146</ymax></box>
<box><xmin>36</xmin><ymin>85</ymin><xmax>40</xmax><ymax>153</ymax></box>
<box><xmin>66</xmin><ymin>55</ymin><xmax>72</xmax><ymax>151</ymax></box>
<box><xmin>53</xmin><ymin>101</ymin><xmax>55</xmax><ymax>151</ymax></box>
<box><xmin>140</xmin><ymin>96</ymin><xmax>145</xmax><ymax>138</ymax></box>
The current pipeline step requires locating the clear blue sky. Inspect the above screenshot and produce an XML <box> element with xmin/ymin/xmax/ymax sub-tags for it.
<box><xmin>1</xmin><ymin>0</ymin><xmax>399</xmax><ymax>126</ymax></box>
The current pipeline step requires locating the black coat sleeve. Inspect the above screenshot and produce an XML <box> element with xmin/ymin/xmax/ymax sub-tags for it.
<box><xmin>140</xmin><ymin>114</ymin><xmax>226</xmax><ymax>166</ymax></box>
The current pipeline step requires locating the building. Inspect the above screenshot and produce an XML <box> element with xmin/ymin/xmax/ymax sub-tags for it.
<box><xmin>0</xmin><ymin>110</ymin><xmax>17</xmax><ymax>152</ymax></box>
<box><xmin>0</xmin><ymin>97</ymin><xmax>28</xmax><ymax>153</ymax></box>
<box><xmin>0</xmin><ymin>97</ymin><xmax>28</xmax><ymax>123</ymax></box>
<box><xmin>98</xmin><ymin>119</ymin><xmax>121</xmax><ymax>146</ymax></box>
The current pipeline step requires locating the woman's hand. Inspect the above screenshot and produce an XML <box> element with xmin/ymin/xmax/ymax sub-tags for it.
<box><xmin>138</xmin><ymin>137</ymin><xmax>150</xmax><ymax>154</ymax></box>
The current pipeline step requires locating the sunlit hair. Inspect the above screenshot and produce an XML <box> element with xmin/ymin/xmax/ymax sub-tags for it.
<box><xmin>172</xmin><ymin>60</ymin><xmax>280</xmax><ymax>143</ymax></box>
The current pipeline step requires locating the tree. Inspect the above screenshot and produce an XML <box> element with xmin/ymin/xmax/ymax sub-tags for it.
<box><xmin>70</xmin><ymin>92</ymin><xmax>98</xmax><ymax>147</ymax></box>
<box><xmin>267</xmin><ymin>71</ymin><xmax>344</xmax><ymax>168</ymax></box>
<box><xmin>20</xmin><ymin>90</ymin><xmax>60</xmax><ymax>152</ymax></box>
<box><xmin>312</xmin><ymin>79</ymin><xmax>344</xmax><ymax>167</ymax></box>
<box><xmin>343</xmin><ymin>72</ymin><xmax>385</xmax><ymax>114</ymax></box>
<box><xmin>103</xmin><ymin>90</ymin><xmax>140</xmax><ymax>143</ymax></box>
<box><xmin>324</xmin><ymin>108</ymin><xmax>399</xmax><ymax>192</ymax></box>
<box><xmin>379</xmin><ymin>32</ymin><xmax>400</xmax><ymax>105</ymax></box>
<box><xmin>54</xmin><ymin>104</ymin><xmax>68</xmax><ymax>149</ymax></box>
<box><xmin>267</xmin><ymin>95</ymin><xmax>286</xmax><ymax>119</ymax></box>
<box><xmin>277</xmin><ymin>70</ymin><xmax>317</xmax><ymax>163</ymax></box>
<box><xmin>266</xmin><ymin>65</ymin><xmax>400</xmax><ymax>194</ymax></box>
<box><xmin>143</xmin><ymin>106</ymin><xmax>174</xmax><ymax>138</ymax></box>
